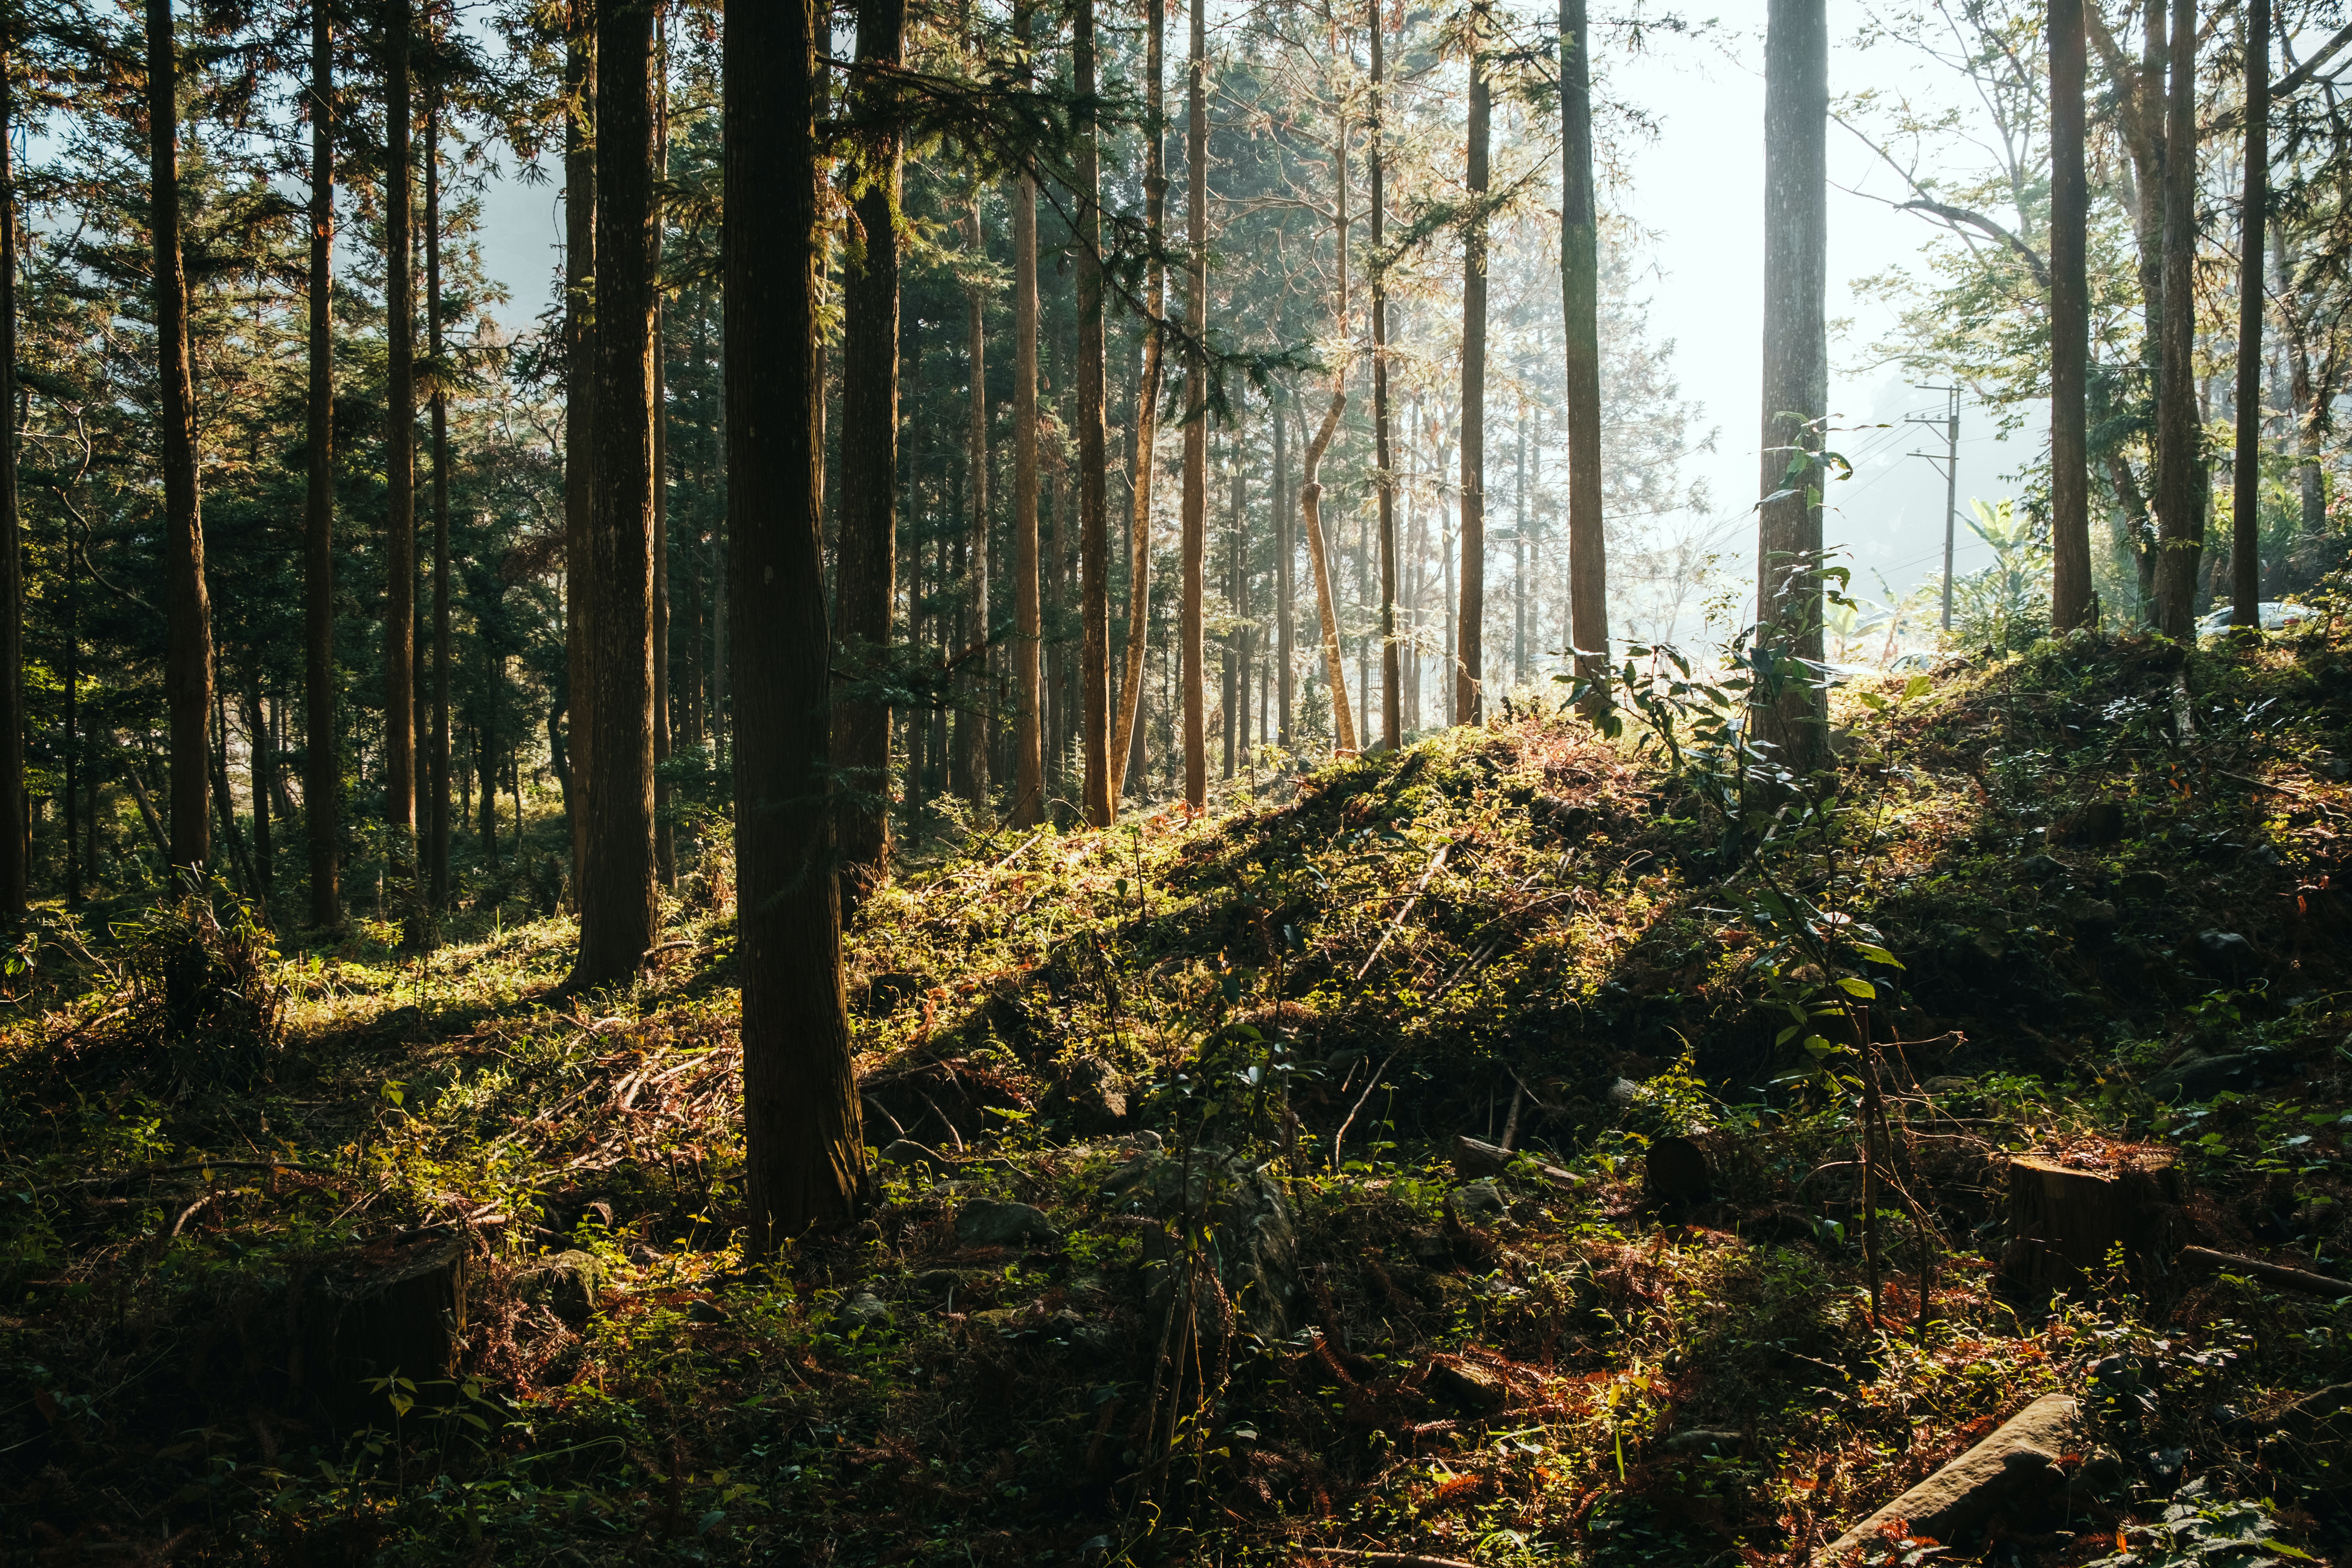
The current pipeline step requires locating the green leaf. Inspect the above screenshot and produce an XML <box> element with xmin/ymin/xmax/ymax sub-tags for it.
<box><xmin>1852</xmin><ymin>943</ymin><xmax>1905</xmax><ymax>969</ymax></box>
<box><xmin>1836</xmin><ymin>977</ymin><xmax>1877</xmax><ymax>999</ymax></box>
<box><xmin>1903</xmin><ymin>674</ymin><xmax>1932</xmax><ymax>701</ymax></box>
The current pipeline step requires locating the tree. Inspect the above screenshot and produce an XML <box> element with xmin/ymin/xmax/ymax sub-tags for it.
<box><xmin>961</xmin><ymin>193</ymin><xmax>989</xmax><ymax>810</ymax></box>
<box><xmin>2230</xmin><ymin>0</ymin><xmax>2269</xmax><ymax>629</ymax></box>
<box><xmin>2048</xmin><ymin>0</ymin><xmax>2091</xmax><ymax>632</ymax></box>
<box><xmin>1455</xmin><ymin>3</ymin><xmax>1489</xmax><ymax>727</ymax></box>
<box><xmin>1109</xmin><ymin>0</ymin><xmax>1165</xmax><ymax>808</ymax></box>
<box><xmin>726</xmin><ymin>0</ymin><xmax>862</xmax><ymax>1251</ymax></box>
<box><xmin>572</xmin><ymin>0</ymin><xmax>658</xmax><ymax>988</ymax></box>
<box><xmin>304</xmin><ymin>0</ymin><xmax>338</xmax><ymax>928</ymax></box>
<box><xmin>385</xmin><ymin>0</ymin><xmax>416</xmax><ymax>882</ymax></box>
<box><xmin>835</xmin><ymin>0</ymin><xmax>904</xmax><ymax>898</ymax></box>
<box><xmin>564</xmin><ymin>0</ymin><xmax>594</xmax><ymax>888</ymax></box>
<box><xmin>1301</xmin><ymin>113</ymin><xmax>1354</xmax><ymax>757</ymax></box>
<box><xmin>149</xmin><ymin>0</ymin><xmax>211</xmax><ymax>883</ymax></box>
<box><xmin>1179</xmin><ymin>0</ymin><xmax>1207</xmax><ymax>805</ymax></box>
<box><xmin>1011</xmin><ymin>2</ymin><xmax>1043</xmax><ymax>828</ymax></box>
<box><xmin>1754</xmin><ymin>0</ymin><xmax>1827</xmax><ymax>776</ymax></box>
<box><xmin>1560</xmin><ymin>0</ymin><xmax>1606</xmax><ymax>699</ymax></box>
<box><xmin>2150</xmin><ymin>0</ymin><xmax>2199</xmax><ymax>638</ymax></box>
<box><xmin>1371</xmin><ymin>0</ymin><xmax>1397</xmax><ymax>752</ymax></box>
<box><xmin>0</xmin><ymin>23</ymin><xmax>19</xmax><ymax>924</ymax></box>
<box><xmin>427</xmin><ymin>96</ymin><xmax>452</xmax><ymax>911</ymax></box>
<box><xmin>1076</xmin><ymin>0</ymin><xmax>1112</xmax><ymax>827</ymax></box>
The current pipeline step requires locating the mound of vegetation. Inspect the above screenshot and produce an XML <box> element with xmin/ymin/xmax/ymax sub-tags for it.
<box><xmin>2</xmin><ymin>620</ymin><xmax>2350</xmax><ymax>1566</ymax></box>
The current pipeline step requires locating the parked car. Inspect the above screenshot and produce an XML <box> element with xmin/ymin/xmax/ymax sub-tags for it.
<box><xmin>2197</xmin><ymin>600</ymin><xmax>2317</xmax><ymax>634</ymax></box>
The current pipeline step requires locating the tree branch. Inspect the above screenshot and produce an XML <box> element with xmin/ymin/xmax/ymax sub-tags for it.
<box><xmin>1894</xmin><ymin>198</ymin><xmax>2050</xmax><ymax>290</ymax></box>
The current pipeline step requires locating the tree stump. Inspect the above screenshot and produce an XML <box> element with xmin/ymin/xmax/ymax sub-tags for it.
<box><xmin>1645</xmin><ymin>1135</ymin><xmax>1712</xmax><ymax>1202</ymax></box>
<box><xmin>295</xmin><ymin>1231</ymin><xmax>469</xmax><ymax>1426</ymax></box>
<box><xmin>1999</xmin><ymin>1150</ymin><xmax>2180</xmax><ymax>1300</ymax></box>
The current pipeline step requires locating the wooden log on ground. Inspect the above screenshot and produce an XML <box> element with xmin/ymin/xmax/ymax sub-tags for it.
<box><xmin>1998</xmin><ymin>1150</ymin><xmax>2180</xmax><ymax>1298</ymax></box>
<box><xmin>1823</xmin><ymin>1394</ymin><xmax>2084</xmax><ymax>1560</ymax></box>
<box><xmin>1450</xmin><ymin>1134</ymin><xmax>1578</xmax><ymax>1187</ymax></box>
<box><xmin>2176</xmin><ymin>1245</ymin><xmax>2352</xmax><ymax>1298</ymax></box>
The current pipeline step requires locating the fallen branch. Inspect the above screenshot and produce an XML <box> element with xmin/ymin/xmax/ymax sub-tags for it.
<box><xmin>1331</xmin><ymin>1048</ymin><xmax>1401</xmax><ymax>1173</ymax></box>
<box><xmin>1305</xmin><ymin>1550</ymin><xmax>1479</xmax><ymax>1568</ymax></box>
<box><xmin>1355</xmin><ymin>841</ymin><xmax>1450</xmax><ymax>983</ymax></box>
<box><xmin>2177</xmin><ymin>1246</ymin><xmax>2352</xmax><ymax>1298</ymax></box>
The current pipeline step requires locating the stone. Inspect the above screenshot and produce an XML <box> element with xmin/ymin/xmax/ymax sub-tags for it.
<box><xmin>862</xmin><ymin>972</ymin><xmax>926</xmax><ymax>1015</ymax></box>
<box><xmin>517</xmin><ymin>1249</ymin><xmax>605</xmax><ymax>1328</ymax></box>
<box><xmin>1427</xmin><ymin>1358</ymin><xmax>1509</xmax><ymax>1416</ymax></box>
<box><xmin>1605</xmin><ymin>1077</ymin><xmax>1643</xmax><ymax>1110</ymax></box>
<box><xmin>954</xmin><ymin>1200</ymin><xmax>1062</xmax><ymax>1250</ymax></box>
<box><xmin>1101</xmin><ymin>1147</ymin><xmax>1297</xmax><ymax>1337</ymax></box>
<box><xmin>2144</xmin><ymin>1050</ymin><xmax>2262</xmax><ymax>1100</ymax></box>
<box><xmin>1824</xmin><ymin>1394</ymin><xmax>2083</xmax><ymax>1558</ymax></box>
<box><xmin>1645</xmin><ymin>1135</ymin><xmax>1711</xmax><ymax>1201</ymax></box>
<box><xmin>2068</xmin><ymin>899</ymin><xmax>2118</xmax><ymax>940</ymax></box>
<box><xmin>2118</xmin><ymin>869</ymin><xmax>2171</xmax><ymax>901</ymax></box>
<box><xmin>2194</xmin><ymin>929</ymin><xmax>2260</xmax><ymax>980</ymax></box>
<box><xmin>838</xmin><ymin>1291</ymin><xmax>893</xmax><ymax>1331</ymax></box>
<box><xmin>1058</xmin><ymin>1056</ymin><xmax>1130</xmax><ymax>1125</ymax></box>
<box><xmin>1449</xmin><ymin>1179</ymin><xmax>1507</xmax><ymax>1220</ymax></box>
<box><xmin>2018</xmin><ymin>853</ymin><xmax>2069</xmax><ymax>882</ymax></box>
<box><xmin>1663</xmin><ymin>1429</ymin><xmax>1745</xmax><ymax>1456</ymax></box>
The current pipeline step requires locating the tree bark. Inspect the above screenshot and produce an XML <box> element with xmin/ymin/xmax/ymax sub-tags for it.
<box><xmin>427</xmin><ymin>100</ymin><xmax>452</xmax><ymax>913</ymax></box>
<box><xmin>726</xmin><ymin>0</ymin><xmax>862</xmax><ymax>1250</ymax></box>
<box><xmin>1755</xmin><ymin>0</ymin><xmax>1827</xmax><ymax>775</ymax></box>
<box><xmin>1179</xmin><ymin>0</ymin><xmax>1207</xmax><ymax>805</ymax></box>
<box><xmin>0</xmin><ymin>31</ymin><xmax>18</xmax><ymax>922</ymax></box>
<box><xmin>1076</xmin><ymin>0</ymin><xmax>1113</xmax><ymax>827</ymax></box>
<box><xmin>564</xmin><ymin>0</ymin><xmax>595</xmax><ymax>891</ymax></box>
<box><xmin>573</xmin><ymin>0</ymin><xmax>659</xmax><ymax>988</ymax></box>
<box><xmin>2049</xmin><ymin>0</ymin><xmax>2093</xmax><ymax>632</ymax></box>
<box><xmin>149</xmin><ymin>0</ymin><xmax>211</xmax><ymax>882</ymax></box>
<box><xmin>1109</xmin><ymin>0</ymin><xmax>1166</xmax><ymax>809</ymax></box>
<box><xmin>652</xmin><ymin>26</ymin><xmax>674</xmax><ymax>888</ymax></box>
<box><xmin>1456</xmin><ymin>12</ymin><xmax>1489</xmax><ymax>727</ymax></box>
<box><xmin>1371</xmin><ymin>0</ymin><xmax>1398</xmax><ymax>752</ymax></box>
<box><xmin>1560</xmin><ymin>0</ymin><xmax>1607</xmax><ymax>700</ymax></box>
<box><xmin>1011</xmin><ymin>3</ymin><xmax>1043</xmax><ymax>828</ymax></box>
<box><xmin>305</xmin><ymin>0</ymin><xmax>338</xmax><ymax>927</ymax></box>
<box><xmin>1303</xmin><ymin>124</ymin><xmax>1354</xmax><ymax>756</ymax></box>
<box><xmin>2151</xmin><ymin>0</ymin><xmax>2202</xmax><ymax>638</ymax></box>
<box><xmin>2230</xmin><ymin>0</ymin><xmax>2269</xmax><ymax>629</ymax></box>
<box><xmin>834</xmin><ymin>0</ymin><xmax>905</xmax><ymax>896</ymax></box>
<box><xmin>1274</xmin><ymin>387</ymin><xmax>1291</xmax><ymax>748</ymax></box>
<box><xmin>963</xmin><ymin>194</ymin><xmax>991</xmax><ymax>810</ymax></box>
<box><xmin>384</xmin><ymin>0</ymin><xmax>416</xmax><ymax>878</ymax></box>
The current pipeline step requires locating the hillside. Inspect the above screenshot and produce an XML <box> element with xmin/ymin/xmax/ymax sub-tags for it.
<box><xmin>2</xmin><ymin>620</ymin><xmax>2351</xmax><ymax>1566</ymax></box>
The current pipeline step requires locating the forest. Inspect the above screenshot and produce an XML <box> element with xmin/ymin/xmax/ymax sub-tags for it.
<box><xmin>0</xmin><ymin>0</ymin><xmax>2350</xmax><ymax>1562</ymax></box>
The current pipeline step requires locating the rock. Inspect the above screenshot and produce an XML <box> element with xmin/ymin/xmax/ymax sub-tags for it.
<box><xmin>1922</xmin><ymin>1075</ymin><xmax>1975</xmax><ymax>1096</ymax></box>
<box><xmin>517</xmin><ymin>1249</ymin><xmax>605</xmax><ymax>1328</ymax></box>
<box><xmin>1663</xmin><ymin>1429</ymin><xmax>1745</xmax><ymax>1456</ymax></box>
<box><xmin>2018</xmin><ymin>852</ymin><xmax>2069</xmax><ymax>882</ymax></box>
<box><xmin>2144</xmin><ymin>1050</ymin><xmax>2262</xmax><ymax>1100</ymax></box>
<box><xmin>1449</xmin><ymin>1179</ymin><xmax>1507</xmax><ymax>1220</ymax></box>
<box><xmin>2068</xmin><ymin>899</ymin><xmax>2118</xmax><ymax>940</ymax></box>
<box><xmin>2194</xmin><ymin>929</ymin><xmax>2260</xmax><ymax>980</ymax></box>
<box><xmin>911</xmin><ymin>1268</ymin><xmax>962</xmax><ymax>1297</ymax></box>
<box><xmin>1606</xmin><ymin>1077</ymin><xmax>1643</xmax><ymax>1110</ymax></box>
<box><xmin>1126</xmin><ymin>1129</ymin><xmax>1164</xmax><ymax>1153</ymax></box>
<box><xmin>1645</xmin><ymin>1135</ymin><xmax>1711</xmax><ymax>1201</ymax></box>
<box><xmin>837</xmin><ymin>1291</ymin><xmax>893</xmax><ymax>1331</ymax></box>
<box><xmin>1056</xmin><ymin>1056</ymin><xmax>1130</xmax><ymax>1125</ymax></box>
<box><xmin>2118</xmin><ymin>869</ymin><xmax>2171</xmax><ymax>901</ymax></box>
<box><xmin>1102</xmin><ymin>1147</ymin><xmax>1297</xmax><ymax>1337</ymax></box>
<box><xmin>880</xmin><ymin>1139</ymin><xmax>954</xmax><ymax>1178</ymax></box>
<box><xmin>1824</xmin><ymin>1395</ymin><xmax>2083</xmax><ymax>1558</ymax></box>
<box><xmin>2049</xmin><ymin>800</ymin><xmax>2127</xmax><ymax>847</ymax></box>
<box><xmin>1427</xmin><ymin>1358</ymin><xmax>1509</xmax><ymax>1416</ymax></box>
<box><xmin>954</xmin><ymin>1200</ymin><xmax>1062</xmax><ymax>1250</ymax></box>
<box><xmin>688</xmin><ymin>1298</ymin><xmax>728</xmax><ymax>1325</ymax></box>
<box><xmin>862</xmin><ymin>972</ymin><xmax>926</xmax><ymax>1015</ymax></box>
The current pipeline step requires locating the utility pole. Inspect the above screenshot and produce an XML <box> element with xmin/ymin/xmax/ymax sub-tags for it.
<box><xmin>1906</xmin><ymin>385</ymin><xmax>1960</xmax><ymax>634</ymax></box>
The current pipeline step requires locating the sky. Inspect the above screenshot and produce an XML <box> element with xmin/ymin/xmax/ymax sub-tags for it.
<box><xmin>465</xmin><ymin>1</ymin><xmax>2048</xmax><ymax>641</ymax></box>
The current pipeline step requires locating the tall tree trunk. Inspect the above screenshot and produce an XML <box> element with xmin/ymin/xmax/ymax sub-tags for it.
<box><xmin>0</xmin><ymin>30</ymin><xmax>17</xmax><ymax>922</ymax></box>
<box><xmin>245</xmin><ymin>689</ymin><xmax>273</xmax><ymax>892</ymax></box>
<box><xmin>2151</xmin><ymin>0</ymin><xmax>2201</xmax><ymax>637</ymax></box>
<box><xmin>149</xmin><ymin>0</ymin><xmax>211</xmax><ymax>884</ymax></box>
<box><xmin>1229</xmin><ymin>450</ymin><xmax>1247</xmax><ymax>772</ymax></box>
<box><xmin>1371</xmin><ymin>0</ymin><xmax>1398</xmax><ymax>751</ymax></box>
<box><xmin>384</xmin><ymin>0</ymin><xmax>416</xmax><ymax>880</ymax></box>
<box><xmin>1011</xmin><ymin>4</ymin><xmax>1043</xmax><ymax>828</ymax></box>
<box><xmin>1179</xmin><ymin>0</ymin><xmax>1207</xmax><ymax>805</ymax></box>
<box><xmin>2229</xmin><ymin>0</ymin><xmax>2268</xmax><ymax>628</ymax></box>
<box><xmin>1274</xmin><ymin>387</ymin><xmax>1291</xmax><ymax>748</ymax></box>
<box><xmin>305</xmin><ymin>0</ymin><xmax>337</xmax><ymax>927</ymax></box>
<box><xmin>573</xmin><ymin>0</ymin><xmax>659</xmax><ymax>987</ymax></box>
<box><xmin>1109</xmin><ymin>0</ymin><xmax>1166</xmax><ymax>808</ymax></box>
<box><xmin>1076</xmin><ymin>0</ymin><xmax>1112</xmax><ymax>826</ymax></box>
<box><xmin>727</xmin><ymin>0</ymin><xmax>862</xmax><ymax>1251</ymax></box>
<box><xmin>1560</xmin><ymin>0</ymin><xmax>1608</xmax><ymax>699</ymax></box>
<box><xmin>564</xmin><ymin>0</ymin><xmax>595</xmax><ymax>891</ymax></box>
<box><xmin>653</xmin><ymin>24</ymin><xmax>674</xmax><ymax>887</ymax></box>
<box><xmin>428</xmin><ymin>99</ymin><xmax>452</xmax><ymax>912</ymax></box>
<box><xmin>835</xmin><ymin>0</ymin><xmax>903</xmax><ymax>897</ymax></box>
<box><xmin>1302</xmin><ymin>126</ymin><xmax>1355</xmax><ymax>757</ymax></box>
<box><xmin>2049</xmin><ymin>0</ymin><xmax>2092</xmax><ymax>631</ymax></box>
<box><xmin>963</xmin><ymin>195</ymin><xmax>991</xmax><ymax>810</ymax></box>
<box><xmin>1456</xmin><ymin>12</ymin><xmax>1489</xmax><ymax>728</ymax></box>
<box><xmin>1755</xmin><ymin>0</ymin><xmax>1828</xmax><ymax>774</ymax></box>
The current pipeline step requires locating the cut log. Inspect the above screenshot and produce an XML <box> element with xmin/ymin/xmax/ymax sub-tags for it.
<box><xmin>1645</xmin><ymin>1135</ymin><xmax>1711</xmax><ymax>1201</ymax></box>
<box><xmin>297</xmin><ymin>1231</ymin><xmax>469</xmax><ymax>1425</ymax></box>
<box><xmin>1824</xmin><ymin>1394</ymin><xmax>2084</xmax><ymax>1560</ymax></box>
<box><xmin>1450</xmin><ymin>1135</ymin><xmax>1577</xmax><ymax>1187</ymax></box>
<box><xmin>1998</xmin><ymin>1151</ymin><xmax>2180</xmax><ymax>1298</ymax></box>
<box><xmin>2176</xmin><ymin>1245</ymin><xmax>2352</xmax><ymax>1298</ymax></box>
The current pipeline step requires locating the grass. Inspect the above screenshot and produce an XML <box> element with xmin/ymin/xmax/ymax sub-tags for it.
<box><xmin>0</xmin><ymin>618</ymin><xmax>2349</xmax><ymax>1565</ymax></box>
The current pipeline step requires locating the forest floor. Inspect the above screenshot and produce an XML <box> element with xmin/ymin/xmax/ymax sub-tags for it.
<box><xmin>3</xmin><ymin>617</ymin><xmax>2352</xmax><ymax>1567</ymax></box>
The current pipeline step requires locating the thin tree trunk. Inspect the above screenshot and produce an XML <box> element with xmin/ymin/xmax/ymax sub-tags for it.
<box><xmin>1229</xmin><ymin>451</ymin><xmax>1247</xmax><ymax>772</ymax></box>
<box><xmin>384</xmin><ymin>0</ymin><xmax>416</xmax><ymax>881</ymax></box>
<box><xmin>305</xmin><ymin>0</ymin><xmax>338</xmax><ymax>926</ymax></box>
<box><xmin>1371</xmin><ymin>0</ymin><xmax>1398</xmax><ymax>751</ymax></box>
<box><xmin>1755</xmin><ymin>0</ymin><xmax>1828</xmax><ymax>774</ymax></box>
<box><xmin>246</xmin><ymin>689</ymin><xmax>272</xmax><ymax>893</ymax></box>
<box><xmin>964</xmin><ymin>195</ymin><xmax>991</xmax><ymax>810</ymax></box>
<box><xmin>149</xmin><ymin>0</ymin><xmax>211</xmax><ymax>886</ymax></box>
<box><xmin>653</xmin><ymin>24</ymin><xmax>674</xmax><ymax>888</ymax></box>
<box><xmin>573</xmin><ymin>0</ymin><xmax>659</xmax><ymax>987</ymax></box>
<box><xmin>428</xmin><ymin>100</ymin><xmax>452</xmax><ymax>912</ymax></box>
<box><xmin>2230</xmin><ymin>0</ymin><xmax>2268</xmax><ymax>628</ymax></box>
<box><xmin>835</xmin><ymin>0</ymin><xmax>903</xmax><ymax>896</ymax></box>
<box><xmin>0</xmin><ymin>28</ymin><xmax>18</xmax><ymax>922</ymax></box>
<box><xmin>2049</xmin><ymin>0</ymin><xmax>2093</xmax><ymax>631</ymax></box>
<box><xmin>1456</xmin><ymin>7</ymin><xmax>1489</xmax><ymax>727</ymax></box>
<box><xmin>1561</xmin><ymin>0</ymin><xmax>1608</xmax><ymax>698</ymax></box>
<box><xmin>1179</xmin><ymin>0</ymin><xmax>1207</xmax><ymax>805</ymax></box>
<box><xmin>1012</xmin><ymin>3</ymin><xmax>1043</xmax><ymax>828</ymax></box>
<box><xmin>564</xmin><ymin>0</ymin><xmax>595</xmax><ymax>891</ymax></box>
<box><xmin>2151</xmin><ymin>0</ymin><xmax>2201</xmax><ymax>637</ymax></box>
<box><xmin>1076</xmin><ymin>0</ymin><xmax>1112</xmax><ymax>826</ymax></box>
<box><xmin>1274</xmin><ymin>386</ymin><xmax>1291</xmax><ymax>748</ymax></box>
<box><xmin>1109</xmin><ymin>0</ymin><xmax>1167</xmax><ymax>809</ymax></box>
<box><xmin>727</xmin><ymin>0</ymin><xmax>862</xmax><ymax>1251</ymax></box>
<box><xmin>1302</xmin><ymin>121</ymin><xmax>1355</xmax><ymax>756</ymax></box>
